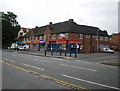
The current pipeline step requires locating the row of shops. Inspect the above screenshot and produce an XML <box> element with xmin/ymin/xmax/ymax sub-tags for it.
<box><xmin>19</xmin><ymin>39</ymin><xmax>82</xmax><ymax>53</ymax></box>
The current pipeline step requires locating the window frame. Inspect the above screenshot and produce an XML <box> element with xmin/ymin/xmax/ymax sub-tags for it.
<box><xmin>79</xmin><ymin>34</ymin><xmax>83</xmax><ymax>39</ymax></box>
<box><xmin>52</xmin><ymin>34</ymin><xmax>56</xmax><ymax>39</ymax></box>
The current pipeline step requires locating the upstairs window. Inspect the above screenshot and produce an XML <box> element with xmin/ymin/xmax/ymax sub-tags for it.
<box><xmin>86</xmin><ymin>35</ymin><xmax>90</xmax><ymax>38</ymax></box>
<box><xmin>44</xmin><ymin>35</ymin><xmax>46</xmax><ymax>41</ymax></box>
<box><xmin>59</xmin><ymin>34</ymin><xmax>65</xmax><ymax>39</ymax></box>
<box><xmin>65</xmin><ymin>33</ymin><xmax>68</xmax><ymax>38</ymax></box>
<box><xmin>32</xmin><ymin>36</ymin><xmax>34</xmax><ymax>41</ymax></box>
<box><xmin>24</xmin><ymin>38</ymin><xmax>26</xmax><ymax>41</ymax></box>
<box><xmin>105</xmin><ymin>37</ymin><xmax>108</xmax><ymax>41</ymax></box>
<box><xmin>35</xmin><ymin>36</ymin><xmax>38</xmax><ymax>40</ymax></box>
<box><xmin>39</xmin><ymin>36</ymin><xmax>42</xmax><ymax>40</ymax></box>
<box><xmin>94</xmin><ymin>36</ymin><xmax>98</xmax><ymax>40</ymax></box>
<box><xmin>27</xmin><ymin>37</ymin><xmax>28</xmax><ymax>41</ymax></box>
<box><xmin>52</xmin><ymin>34</ymin><xmax>56</xmax><ymax>39</ymax></box>
<box><xmin>48</xmin><ymin>34</ymin><xmax>50</xmax><ymax>39</ymax></box>
<box><xmin>100</xmin><ymin>36</ymin><xmax>103</xmax><ymax>41</ymax></box>
<box><xmin>79</xmin><ymin>34</ymin><xmax>83</xmax><ymax>39</ymax></box>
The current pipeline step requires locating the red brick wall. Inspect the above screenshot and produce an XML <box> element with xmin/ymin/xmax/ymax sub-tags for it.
<box><xmin>44</xmin><ymin>26</ymin><xmax>52</xmax><ymax>41</ymax></box>
<box><xmin>109</xmin><ymin>33</ymin><xmax>120</xmax><ymax>50</ymax></box>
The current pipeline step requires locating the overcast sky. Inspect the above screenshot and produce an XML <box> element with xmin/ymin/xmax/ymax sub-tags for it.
<box><xmin>0</xmin><ymin>0</ymin><xmax>119</xmax><ymax>35</ymax></box>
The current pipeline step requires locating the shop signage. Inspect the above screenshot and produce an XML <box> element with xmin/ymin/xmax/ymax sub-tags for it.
<box><xmin>34</xmin><ymin>40</ymin><xmax>39</xmax><ymax>43</ymax></box>
<box><xmin>46</xmin><ymin>41</ymin><xmax>49</xmax><ymax>44</ymax></box>
<box><xmin>57</xmin><ymin>40</ymin><xmax>66</xmax><ymax>44</ymax></box>
<box><xmin>25</xmin><ymin>41</ymin><xmax>32</xmax><ymax>43</ymax></box>
<box><xmin>50</xmin><ymin>41</ymin><xmax>56</xmax><ymax>44</ymax></box>
<box><xmin>69</xmin><ymin>41</ymin><xmax>81</xmax><ymax>44</ymax></box>
<box><xmin>39</xmin><ymin>40</ymin><xmax>45</xmax><ymax>44</ymax></box>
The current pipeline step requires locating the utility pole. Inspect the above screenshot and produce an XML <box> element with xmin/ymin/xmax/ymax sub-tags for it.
<box><xmin>97</xmin><ymin>29</ymin><xmax>99</xmax><ymax>54</ymax></box>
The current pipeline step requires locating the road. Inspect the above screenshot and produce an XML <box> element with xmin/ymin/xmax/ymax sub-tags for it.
<box><xmin>1</xmin><ymin>50</ymin><xmax>120</xmax><ymax>90</ymax></box>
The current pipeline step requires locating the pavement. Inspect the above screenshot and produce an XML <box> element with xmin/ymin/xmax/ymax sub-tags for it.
<box><xmin>7</xmin><ymin>49</ymin><xmax>120</xmax><ymax>66</ymax></box>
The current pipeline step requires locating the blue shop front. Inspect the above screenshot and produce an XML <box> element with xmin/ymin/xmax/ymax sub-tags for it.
<box><xmin>46</xmin><ymin>40</ymin><xmax>81</xmax><ymax>53</ymax></box>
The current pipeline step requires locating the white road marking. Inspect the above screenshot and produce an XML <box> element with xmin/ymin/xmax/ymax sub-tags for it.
<box><xmin>3</xmin><ymin>58</ymin><xmax>15</xmax><ymax>62</ymax></box>
<box><xmin>12</xmin><ymin>55</ymin><xmax>16</xmax><ymax>56</ymax></box>
<box><xmin>23</xmin><ymin>57</ymin><xmax>27</xmax><ymax>58</ymax></box>
<box><xmin>62</xmin><ymin>74</ymin><xmax>120</xmax><ymax>90</ymax></box>
<box><xmin>60</xmin><ymin>64</ymin><xmax>97</xmax><ymax>72</ymax></box>
<box><xmin>33</xmin><ymin>59</ymin><xmax>52</xmax><ymax>63</ymax></box>
<box><xmin>22</xmin><ymin>63</ymin><xmax>45</xmax><ymax>70</ymax></box>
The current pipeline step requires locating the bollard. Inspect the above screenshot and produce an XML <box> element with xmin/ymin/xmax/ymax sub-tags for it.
<box><xmin>45</xmin><ymin>50</ymin><xmax>46</xmax><ymax>56</ymax></box>
<box><xmin>70</xmin><ymin>52</ymin><xmax>71</xmax><ymax>57</ymax></box>
<box><xmin>60</xmin><ymin>51</ymin><xmax>61</xmax><ymax>56</ymax></box>
<box><xmin>65</xmin><ymin>52</ymin><xmax>66</xmax><ymax>56</ymax></box>
<box><xmin>75</xmin><ymin>52</ymin><xmax>77</xmax><ymax>58</ymax></box>
<box><xmin>51</xmin><ymin>51</ymin><xmax>53</xmax><ymax>55</ymax></box>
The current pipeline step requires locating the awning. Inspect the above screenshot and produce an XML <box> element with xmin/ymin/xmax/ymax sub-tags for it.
<box><xmin>34</xmin><ymin>40</ymin><xmax>39</xmax><ymax>43</ymax></box>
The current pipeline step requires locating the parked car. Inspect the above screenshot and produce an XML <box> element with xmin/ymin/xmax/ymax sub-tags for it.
<box><xmin>100</xmin><ymin>48</ymin><xmax>114</xmax><ymax>53</ymax></box>
<box><xmin>18</xmin><ymin>46</ymin><xmax>25</xmax><ymax>51</ymax></box>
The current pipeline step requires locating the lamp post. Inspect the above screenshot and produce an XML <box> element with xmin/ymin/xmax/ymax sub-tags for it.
<box><xmin>97</xmin><ymin>29</ymin><xmax>99</xmax><ymax>54</ymax></box>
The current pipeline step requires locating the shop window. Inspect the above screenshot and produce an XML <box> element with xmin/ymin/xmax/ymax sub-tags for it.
<box><xmin>52</xmin><ymin>34</ymin><xmax>56</xmax><ymax>39</ymax></box>
<box><xmin>58</xmin><ymin>44</ymin><xmax>67</xmax><ymax>51</ymax></box>
<box><xmin>79</xmin><ymin>34</ymin><xmax>83</xmax><ymax>39</ymax></box>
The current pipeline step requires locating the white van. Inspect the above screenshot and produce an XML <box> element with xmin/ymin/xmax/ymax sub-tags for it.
<box><xmin>100</xmin><ymin>48</ymin><xmax>114</xmax><ymax>53</ymax></box>
<box><xmin>10</xmin><ymin>43</ymin><xmax>18</xmax><ymax>50</ymax></box>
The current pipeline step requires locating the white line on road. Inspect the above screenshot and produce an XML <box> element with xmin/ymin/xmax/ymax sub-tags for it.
<box><xmin>60</xmin><ymin>64</ymin><xmax>97</xmax><ymax>72</ymax></box>
<box><xmin>21</xmin><ymin>63</ymin><xmax>45</xmax><ymax>70</ymax></box>
<box><xmin>12</xmin><ymin>55</ymin><xmax>16</xmax><ymax>56</ymax></box>
<box><xmin>62</xmin><ymin>74</ymin><xmax>120</xmax><ymax>90</ymax></box>
<box><xmin>3</xmin><ymin>58</ymin><xmax>15</xmax><ymax>62</ymax></box>
<box><xmin>33</xmin><ymin>59</ymin><xmax>52</xmax><ymax>63</ymax></box>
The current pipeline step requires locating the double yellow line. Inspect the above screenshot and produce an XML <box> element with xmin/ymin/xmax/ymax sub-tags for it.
<box><xmin>1</xmin><ymin>61</ymin><xmax>90</xmax><ymax>91</ymax></box>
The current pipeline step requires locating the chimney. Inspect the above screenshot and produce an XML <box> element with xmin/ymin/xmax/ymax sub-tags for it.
<box><xmin>69</xmin><ymin>19</ymin><xmax>74</xmax><ymax>22</ymax></box>
<box><xmin>49</xmin><ymin>22</ymin><xmax>52</xmax><ymax>25</ymax></box>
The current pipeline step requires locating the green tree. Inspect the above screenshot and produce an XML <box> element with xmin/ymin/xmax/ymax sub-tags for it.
<box><xmin>2</xmin><ymin>12</ymin><xmax>21</xmax><ymax>48</ymax></box>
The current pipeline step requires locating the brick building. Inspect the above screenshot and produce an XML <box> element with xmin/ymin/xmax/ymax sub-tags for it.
<box><xmin>19</xmin><ymin>19</ymin><xmax>110</xmax><ymax>53</ymax></box>
<box><xmin>109</xmin><ymin>33</ymin><xmax>120</xmax><ymax>51</ymax></box>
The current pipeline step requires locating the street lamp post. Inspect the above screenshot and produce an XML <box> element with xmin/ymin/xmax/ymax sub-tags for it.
<box><xmin>97</xmin><ymin>29</ymin><xmax>99</xmax><ymax>54</ymax></box>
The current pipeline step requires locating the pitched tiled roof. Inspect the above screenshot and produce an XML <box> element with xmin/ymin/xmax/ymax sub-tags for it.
<box><xmin>23</xmin><ymin>29</ymin><xmax>34</xmax><ymax>37</ymax></box>
<box><xmin>33</xmin><ymin>19</ymin><xmax>109</xmax><ymax>36</ymax></box>
<box><xmin>33</xmin><ymin>26</ymin><xmax>47</xmax><ymax>36</ymax></box>
<box><xmin>49</xmin><ymin>19</ymin><xmax>109</xmax><ymax>36</ymax></box>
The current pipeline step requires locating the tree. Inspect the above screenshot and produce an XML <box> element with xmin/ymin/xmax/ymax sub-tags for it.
<box><xmin>2</xmin><ymin>12</ymin><xmax>21</xmax><ymax>48</ymax></box>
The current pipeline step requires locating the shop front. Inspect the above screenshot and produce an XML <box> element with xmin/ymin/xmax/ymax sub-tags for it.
<box><xmin>25</xmin><ymin>41</ymin><xmax>32</xmax><ymax>49</ymax></box>
<box><xmin>38</xmin><ymin>40</ymin><xmax>46</xmax><ymax>51</ymax></box>
<box><xmin>46</xmin><ymin>40</ymin><xmax>81</xmax><ymax>53</ymax></box>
